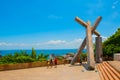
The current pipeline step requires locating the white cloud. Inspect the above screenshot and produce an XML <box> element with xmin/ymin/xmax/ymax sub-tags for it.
<box><xmin>17</xmin><ymin>43</ymin><xmax>29</xmax><ymax>47</ymax></box>
<box><xmin>0</xmin><ymin>36</ymin><xmax>108</xmax><ymax>50</ymax></box>
<box><xmin>62</xmin><ymin>38</ymin><xmax>83</xmax><ymax>49</ymax></box>
<box><xmin>0</xmin><ymin>42</ymin><xmax>30</xmax><ymax>47</ymax></box>
<box><xmin>92</xmin><ymin>35</ymin><xmax>108</xmax><ymax>42</ymax></box>
<box><xmin>0</xmin><ymin>38</ymin><xmax>84</xmax><ymax>49</ymax></box>
<box><xmin>46</xmin><ymin>40</ymin><xmax>66</xmax><ymax>45</ymax></box>
<box><xmin>48</xmin><ymin>15</ymin><xmax>63</xmax><ymax>19</ymax></box>
<box><xmin>101</xmin><ymin>36</ymin><xmax>108</xmax><ymax>42</ymax></box>
<box><xmin>74</xmin><ymin>39</ymin><xmax>83</xmax><ymax>43</ymax></box>
<box><xmin>92</xmin><ymin>35</ymin><xmax>97</xmax><ymax>38</ymax></box>
<box><xmin>0</xmin><ymin>37</ymin><xmax>108</xmax><ymax>49</ymax></box>
<box><xmin>67</xmin><ymin>39</ymin><xmax>83</xmax><ymax>44</ymax></box>
<box><xmin>34</xmin><ymin>43</ymin><xmax>42</xmax><ymax>46</ymax></box>
<box><xmin>0</xmin><ymin>42</ymin><xmax>13</xmax><ymax>46</ymax></box>
<box><xmin>112</xmin><ymin>6</ymin><xmax>116</xmax><ymax>9</ymax></box>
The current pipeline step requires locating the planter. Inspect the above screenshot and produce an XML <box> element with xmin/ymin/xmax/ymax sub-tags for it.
<box><xmin>0</xmin><ymin>60</ymin><xmax>68</xmax><ymax>71</ymax></box>
<box><xmin>0</xmin><ymin>64</ymin><xmax>5</xmax><ymax>71</ymax></box>
<box><xmin>0</xmin><ymin>62</ymin><xmax>44</xmax><ymax>71</ymax></box>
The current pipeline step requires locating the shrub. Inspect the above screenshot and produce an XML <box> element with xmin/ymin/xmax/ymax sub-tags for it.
<box><xmin>56</xmin><ymin>56</ymin><xmax>64</xmax><ymax>60</ymax></box>
<box><xmin>81</xmin><ymin>53</ymin><xmax>87</xmax><ymax>61</ymax></box>
<box><xmin>15</xmin><ymin>56</ymin><xmax>34</xmax><ymax>63</ymax></box>
<box><xmin>37</xmin><ymin>53</ymin><xmax>49</xmax><ymax>62</ymax></box>
<box><xmin>0</xmin><ymin>54</ymin><xmax>15</xmax><ymax>64</ymax></box>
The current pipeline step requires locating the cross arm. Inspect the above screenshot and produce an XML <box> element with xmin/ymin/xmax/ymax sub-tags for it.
<box><xmin>75</xmin><ymin>16</ymin><xmax>102</xmax><ymax>36</ymax></box>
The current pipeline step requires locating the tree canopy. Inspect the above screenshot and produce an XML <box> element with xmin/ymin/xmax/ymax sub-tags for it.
<box><xmin>103</xmin><ymin>28</ymin><xmax>120</xmax><ymax>56</ymax></box>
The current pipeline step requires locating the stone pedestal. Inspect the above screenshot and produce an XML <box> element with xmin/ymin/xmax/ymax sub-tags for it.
<box><xmin>95</xmin><ymin>37</ymin><xmax>103</xmax><ymax>63</ymax></box>
<box><xmin>86</xmin><ymin>22</ymin><xmax>95</xmax><ymax>70</ymax></box>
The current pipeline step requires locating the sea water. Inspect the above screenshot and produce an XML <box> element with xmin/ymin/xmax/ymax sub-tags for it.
<box><xmin>0</xmin><ymin>49</ymin><xmax>86</xmax><ymax>56</ymax></box>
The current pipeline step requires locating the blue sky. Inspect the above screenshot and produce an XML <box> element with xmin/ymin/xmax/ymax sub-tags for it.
<box><xmin>0</xmin><ymin>0</ymin><xmax>120</xmax><ymax>50</ymax></box>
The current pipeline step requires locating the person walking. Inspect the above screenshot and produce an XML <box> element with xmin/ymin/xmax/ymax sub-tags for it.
<box><xmin>50</xmin><ymin>58</ymin><xmax>53</xmax><ymax>68</ymax></box>
<box><xmin>47</xmin><ymin>60</ymin><xmax>50</xmax><ymax>68</ymax></box>
<box><xmin>54</xmin><ymin>57</ymin><xmax>58</xmax><ymax>68</ymax></box>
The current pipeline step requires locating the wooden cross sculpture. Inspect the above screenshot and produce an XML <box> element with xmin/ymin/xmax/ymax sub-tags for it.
<box><xmin>71</xmin><ymin>16</ymin><xmax>103</xmax><ymax>70</ymax></box>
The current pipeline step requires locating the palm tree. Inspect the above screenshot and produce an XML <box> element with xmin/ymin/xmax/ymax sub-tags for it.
<box><xmin>31</xmin><ymin>48</ymin><xmax>36</xmax><ymax>60</ymax></box>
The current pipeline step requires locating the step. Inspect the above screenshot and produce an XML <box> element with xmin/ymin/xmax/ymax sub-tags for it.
<box><xmin>96</xmin><ymin>61</ymin><xmax>120</xmax><ymax>80</ymax></box>
<box><xmin>101</xmin><ymin>63</ymin><xmax>114</xmax><ymax>80</ymax></box>
<box><xmin>97</xmin><ymin>64</ymin><xmax>108</xmax><ymax>80</ymax></box>
<box><xmin>102</xmin><ymin>62</ymin><xmax>119</xmax><ymax>80</ymax></box>
<box><xmin>96</xmin><ymin>64</ymin><xmax>105</xmax><ymax>80</ymax></box>
<box><xmin>104</xmin><ymin>62</ymin><xmax>120</xmax><ymax>79</ymax></box>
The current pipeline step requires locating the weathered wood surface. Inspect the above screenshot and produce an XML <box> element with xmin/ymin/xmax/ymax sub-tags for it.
<box><xmin>86</xmin><ymin>21</ymin><xmax>95</xmax><ymax>69</ymax></box>
<box><xmin>71</xmin><ymin>16</ymin><xmax>102</xmax><ymax>65</ymax></box>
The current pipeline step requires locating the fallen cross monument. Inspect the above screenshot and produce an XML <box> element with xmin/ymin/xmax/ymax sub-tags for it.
<box><xmin>71</xmin><ymin>16</ymin><xmax>103</xmax><ymax>70</ymax></box>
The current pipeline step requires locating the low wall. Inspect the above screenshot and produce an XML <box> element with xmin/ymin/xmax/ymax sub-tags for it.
<box><xmin>114</xmin><ymin>53</ymin><xmax>120</xmax><ymax>61</ymax></box>
<box><xmin>0</xmin><ymin>60</ymin><xmax>67</xmax><ymax>71</ymax></box>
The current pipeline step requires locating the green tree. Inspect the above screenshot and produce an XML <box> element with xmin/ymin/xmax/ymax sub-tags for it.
<box><xmin>0</xmin><ymin>54</ymin><xmax>15</xmax><ymax>64</ymax></box>
<box><xmin>31</xmin><ymin>48</ymin><xmax>36</xmax><ymax>60</ymax></box>
<box><xmin>103</xmin><ymin>28</ymin><xmax>120</xmax><ymax>57</ymax></box>
<box><xmin>80</xmin><ymin>53</ymin><xmax>87</xmax><ymax>61</ymax></box>
<box><xmin>37</xmin><ymin>53</ymin><xmax>49</xmax><ymax>62</ymax></box>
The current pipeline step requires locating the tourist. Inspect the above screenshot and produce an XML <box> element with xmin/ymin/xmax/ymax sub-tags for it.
<box><xmin>50</xmin><ymin>58</ymin><xmax>53</xmax><ymax>68</ymax></box>
<box><xmin>47</xmin><ymin>60</ymin><xmax>50</xmax><ymax>68</ymax></box>
<box><xmin>0</xmin><ymin>55</ymin><xmax>2</xmax><ymax>58</ymax></box>
<box><xmin>54</xmin><ymin>57</ymin><xmax>58</xmax><ymax>68</ymax></box>
<box><xmin>0</xmin><ymin>52</ymin><xmax>2</xmax><ymax>58</ymax></box>
<box><xmin>77</xmin><ymin>58</ymin><xmax>82</xmax><ymax>65</ymax></box>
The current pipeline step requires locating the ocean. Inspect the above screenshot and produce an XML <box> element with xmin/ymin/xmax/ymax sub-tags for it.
<box><xmin>0</xmin><ymin>49</ymin><xmax>86</xmax><ymax>56</ymax></box>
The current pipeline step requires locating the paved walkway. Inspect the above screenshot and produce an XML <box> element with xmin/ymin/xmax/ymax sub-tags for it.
<box><xmin>0</xmin><ymin>64</ymin><xmax>100</xmax><ymax>80</ymax></box>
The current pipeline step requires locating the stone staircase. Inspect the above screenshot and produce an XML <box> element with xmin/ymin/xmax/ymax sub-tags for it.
<box><xmin>96</xmin><ymin>61</ymin><xmax>120</xmax><ymax>80</ymax></box>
